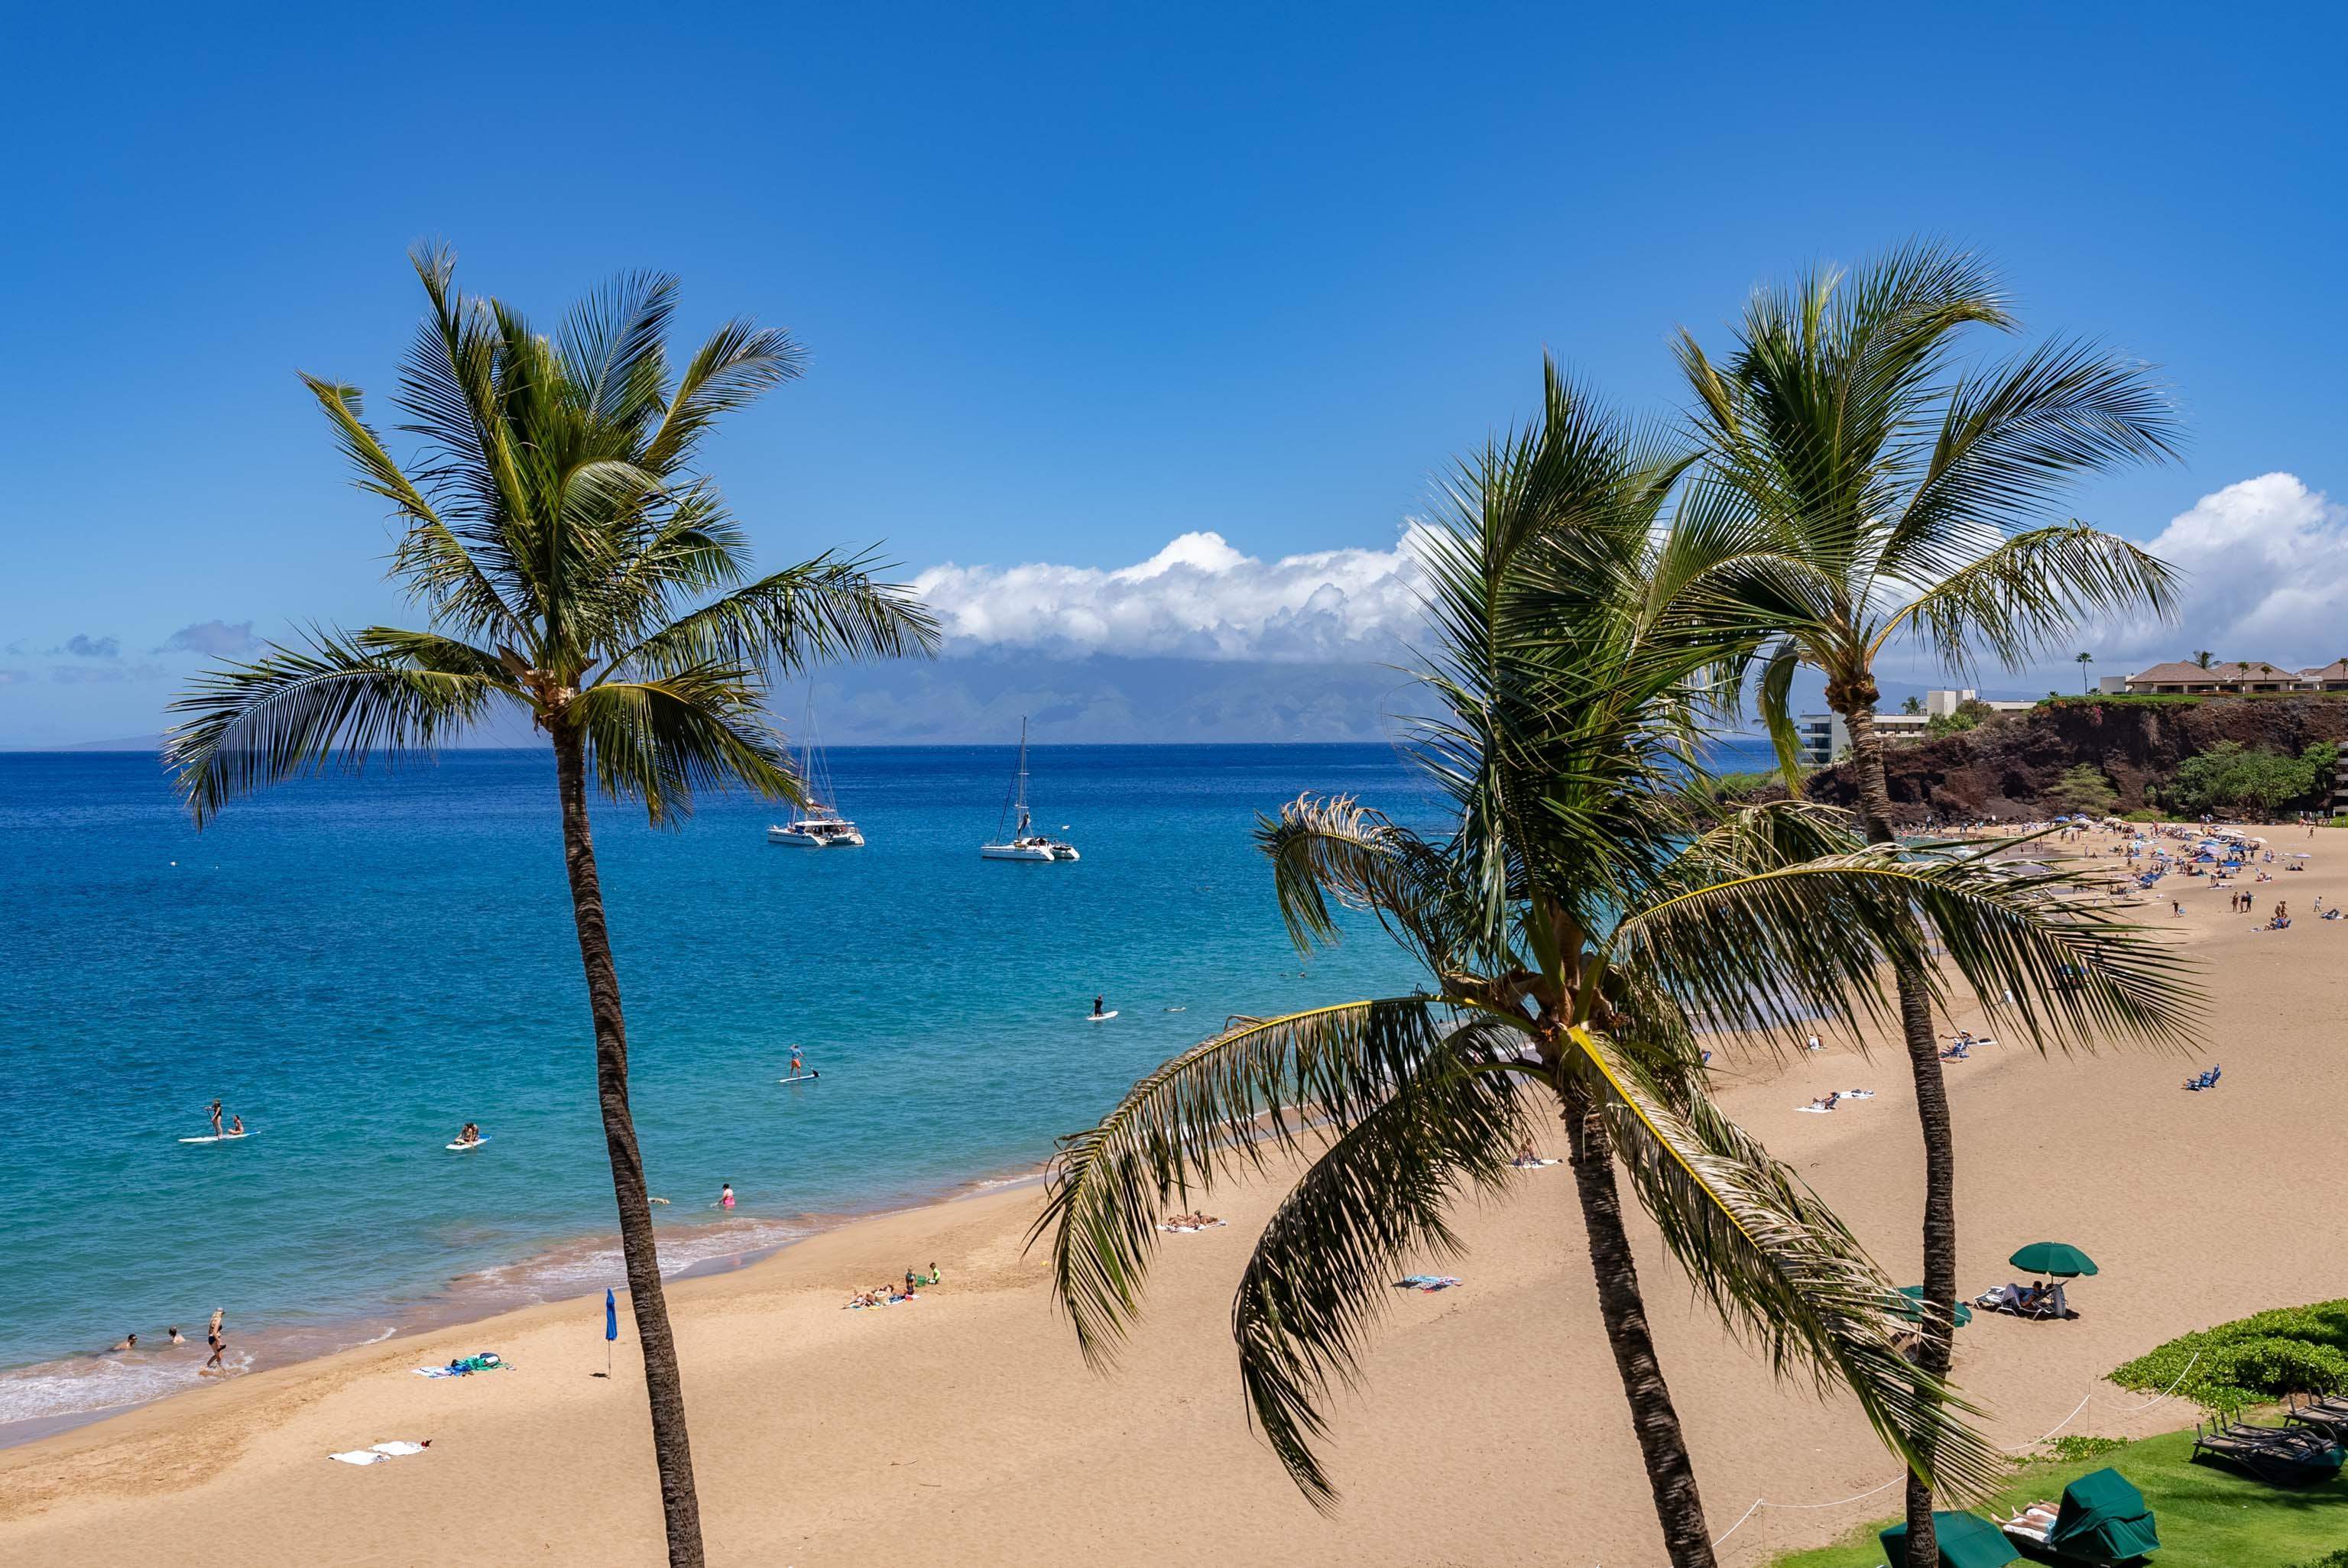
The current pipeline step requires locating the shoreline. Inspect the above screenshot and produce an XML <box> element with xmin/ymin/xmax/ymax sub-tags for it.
<box><xmin>0</xmin><ymin>1155</ymin><xmax>1048</xmax><ymax>1454</ymax></box>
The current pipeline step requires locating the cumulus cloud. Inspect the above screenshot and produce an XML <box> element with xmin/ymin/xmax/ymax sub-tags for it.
<box><xmin>52</xmin><ymin>633</ymin><xmax>120</xmax><ymax>659</ymax></box>
<box><xmin>2077</xmin><ymin>473</ymin><xmax>2348</xmax><ymax>669</ymax></box>
<box><xmin>910</xmin><ymin>529</ymin><xmax>1431</xmax><ymax>662</ymax></box>
<box><xmin>157</xmin><ymin>619</ymin><xmax>261</xmax><ymax>657</ymax></box>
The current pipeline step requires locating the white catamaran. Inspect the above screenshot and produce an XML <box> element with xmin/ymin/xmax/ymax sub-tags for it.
<box><xmin>767</xmin><ymin>708</ymin><xmax>864</xmax><ymax>847</ymax></box>
<box><xmin>981</xmin><ymin>719</ymin><xmax>1078</xmax><ymax>861</ymax></box>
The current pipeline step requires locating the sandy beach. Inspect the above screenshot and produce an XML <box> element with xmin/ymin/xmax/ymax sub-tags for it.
<box><xmin>6</xmin><ymin>828</ymin><xmax>2345</xmax><ymax>1567</ymax></box>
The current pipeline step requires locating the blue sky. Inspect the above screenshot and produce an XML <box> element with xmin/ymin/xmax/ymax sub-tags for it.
<box><xmin>4</xmin><ymin>3</ymin><xmax>2345</xmax><ymax>745</ymax></box>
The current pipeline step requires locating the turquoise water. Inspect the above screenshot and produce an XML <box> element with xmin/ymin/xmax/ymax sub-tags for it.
<box><xmin>0</xmin><ymin>744</ymin><xmax>1454</xmax><ymax>1427</ymax></box>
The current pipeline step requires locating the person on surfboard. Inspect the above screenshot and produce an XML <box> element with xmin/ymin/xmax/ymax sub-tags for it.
<box><xmin>1093</xmin><ymin>995</ymin><xmax>1104</xmax><ymax>1018</ymax></box>
<box><xmin>789</xmin><ymin>1047</ymin><xmax>804</xmax><ymax>1077</ymax></box>
<box><xmin>228</xmin><ymin>1115</ymin><xmax>244</xmax><ymax>1137</ymax></box>
<box><xmin>207</xmin><ymin>1100</ymin><xmax>223</xmax><ymax>1138</ymax></box>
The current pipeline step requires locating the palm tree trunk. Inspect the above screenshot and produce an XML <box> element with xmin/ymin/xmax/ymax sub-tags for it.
<box><xmin>554</xmin><ymin>725</ymin><xmax>706</xmax><ymax>1568</ymax></box>
<box><xmin>1564</xmin><ymin>1093</ymin><xmax>1717</xmax><ymax>1568</ymax></box>
<box><xmin>1842</xmin><ymin>703</ymin><xmax>1957</xmax><ymax>1568</ymax></box>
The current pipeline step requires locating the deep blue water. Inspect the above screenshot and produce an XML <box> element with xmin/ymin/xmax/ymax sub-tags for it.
<box><xmin>0</xmin><ymin>736</ymin><xmax>1775</xmax><ymax>1425</ymax></box>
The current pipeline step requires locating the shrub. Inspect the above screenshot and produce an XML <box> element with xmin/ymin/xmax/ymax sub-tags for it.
<box><xmin>2112</xmin><ymin>1300</ymin><xmax>2348</xmax><ymax>1412</ymax></box>
<box><xmin>2046</xmin><ymin>764</ymin><xmax>2119</xmax><ymax>817</ymax></box>
<box><xmin>2288</xmin><ymin>1550</ymin><xmax>2348</xmax><ymax>1568</ymax></box>
<box><xmin>2041</xmin><ymin>1434</ymin><xmax>2129</xmax><ymax>1462</ymax></box>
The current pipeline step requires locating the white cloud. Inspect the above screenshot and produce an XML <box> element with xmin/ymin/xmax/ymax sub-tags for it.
<box><xmin>2082</xmin><ymin>473</ymin><xmax>2348</xmax><ymax>669</ymax></box>
<box><xmin>910</xmin><ymin>528</ymin><xmax>1432</xmax><ymax>662</ymax></box>
<box><xmin>157</xmin><ymin>620</ymin><xmax>261</xmax><ymax>657</ymax></box>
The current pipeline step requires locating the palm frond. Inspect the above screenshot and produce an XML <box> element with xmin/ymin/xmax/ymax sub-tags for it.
<box><xmin>1033</xmin><ymin>998</ymin><xmax>1456</xmax><ymax>1366</ymax></box>
<box><xmin>569</xmin><ymin>665</ymin><xmax>800</xmax><ymax>825</ymax></box>
<box><xmin>1233</xmin><ymin>1023</ymin><xmax>1531</xmax><ymax>1504</ymax></box>
<box><xmin>1255</xmin><ymin>794</ymin><xmax>1506</xmax><ymax>983</ymax></box>
<box><xmin>607</xmin><ymin>549</ymin><xmax>940</xmax><ymax>676</ymax></box>
<box><xmin>1576</xmin><ymin>1028</ymin><xmax>2009</xmax><ymax>1499</ymax></box>
<box><xmin>164</xmin><ymin>627</ymin><xmax>511</xmax><ymax>824</ymax></box>
<box><xmin>1893</xmin><ymin>523</ymin><xmax>2180</xmax><ymax>676</ymax></box>
<box><xmin>642</xmin><ymin>318</ymin><xmax>805</xmax><ymax>473</ymax></box>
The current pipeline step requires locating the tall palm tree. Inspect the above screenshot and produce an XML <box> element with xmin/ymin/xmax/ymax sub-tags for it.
<box><xmin>164</xmin><ymin>247</ymin><xmax>937</xmax><ymax>1568</ymax></box>
<box><xmin>2193</xmin><ymin>650</ymin><xmax>2213</xmax><ymax>669</ymax></box>
<box><xmin>1672</xmin><ymin>243</ymin><xmax>2184</xmax><ymax>1564</ymax></box>
<box><xmin>2077</xmin><ymin>651</ymin><xmax>2094</xmax><ymax>694</ymax></box>
<box><xmin>1036</xmin><ymin>366</ymin><xmax>2188</xmax><ymax>1567</ymax></box>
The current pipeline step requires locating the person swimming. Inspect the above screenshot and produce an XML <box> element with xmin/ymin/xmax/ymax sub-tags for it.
<box><xmin>718</xmin><ymin>1183</ymin><xmax>735</xmax><ymax>1210</ymax></box>
<box><xmin>167</xmin><ymin>1326</ymin><xmax>186</xmax><ymax>1346</ymax></box>
<box><xmin>109</xmin><ymin>1333</ymin><xmax>138</xmax><ymax>1353</ymax></box>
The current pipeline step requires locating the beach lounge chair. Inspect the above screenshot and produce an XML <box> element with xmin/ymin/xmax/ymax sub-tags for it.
<box><xmin>2283</xmin><ymin>1391</ymin><xmax>2348</xmax><ymax>1440</ymax></box>
<box><xmin>2191</xmin><ymin>1419</ymin><xmax>2346</xmax><ymax>1486</ymax></box>
<box><xmin>1879</xmin><ymin>1509</ymin><xmax>2020</xmax><ymax>1566</ymax></box>
<box><xmin>1999</xmin><ymin>1466</ymin><xmax>2160</xmax><ymax>1565</ymax></box>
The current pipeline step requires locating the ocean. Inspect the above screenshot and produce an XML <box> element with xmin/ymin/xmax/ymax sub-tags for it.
<box><xmin>0</xmin><ymin>735</ymin><xmax>1776</xmax><ymax>1437</ymax></box>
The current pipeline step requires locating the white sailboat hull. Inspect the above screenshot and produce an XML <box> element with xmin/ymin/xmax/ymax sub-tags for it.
<box><xmin>981</xmin><ymin>840</ymin><xmax>1077</xmax><ymax>861</ymax></box>
<box><xmin>769</xmin><ymin>820</ymin><xmax>864</xmax><ymax>847</ymax></box>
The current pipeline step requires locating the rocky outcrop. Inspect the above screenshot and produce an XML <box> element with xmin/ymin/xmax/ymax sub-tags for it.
<box><xmin>1800</xmin><ymin>696</ymin><xmax>2348</xmax><ymax>824</ymax></box>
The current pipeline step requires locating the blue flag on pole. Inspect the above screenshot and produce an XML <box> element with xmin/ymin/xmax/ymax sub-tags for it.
<box><xmin>605</xmin><ymin>1288</ymin><xmax>618</xmax><ymax>1342</ymax></box>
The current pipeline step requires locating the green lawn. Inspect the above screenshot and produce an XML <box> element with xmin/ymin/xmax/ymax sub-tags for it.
<box><xmin>1765</xmin><ymin>1427</ymin><xmax>2348</xmax><ymax>1567</ymax></box>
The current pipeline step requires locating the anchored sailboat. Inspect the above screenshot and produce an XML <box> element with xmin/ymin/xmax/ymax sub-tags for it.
<box><xmin>767</xmin><ymin>707</ymin><xmax>864</xmax><ymax>847</ymax></box>
<box><xmin>981</xmin><ymin>719</ymin><xmax>1078</xmax><ymax>861</ymax></box>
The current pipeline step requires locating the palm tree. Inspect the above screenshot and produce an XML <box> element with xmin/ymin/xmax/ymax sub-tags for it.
<box><xmin>2193</xmin><ymin>650</ymin><xmax>2213</xmax><ymax>669</ymax></box>
<box><xmin>1672</xmin><ymin>243</ymin><xmax>2184</xmax><ymax>1564</ymax></box>
<box><xmin>1036</xmin><ymin>366</ymin><xmax>2188</xmax><ymax>1567</ymax></box>
<box><xmin>164</xmin><ymin>247</ymin><xmax>937</xmax><ymax>1568</ymax></box>
<box><xmin>2077</xmin><ymin>651</ymin><xmax>2094</xmax><ymax>694</ymax></box>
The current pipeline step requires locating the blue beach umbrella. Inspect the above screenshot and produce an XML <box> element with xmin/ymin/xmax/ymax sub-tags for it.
<box><xmin>604</xmin><ymin>1287</ymin><xmax>618</xmax><ymax>1377</ymax></box>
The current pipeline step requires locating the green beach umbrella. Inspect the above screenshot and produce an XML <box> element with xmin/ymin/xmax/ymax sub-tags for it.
<box><xmin>1896</xmin><ymin>1285</ymin><xmax>1974</xmax><ymax>1327</ymax></box>
<box><xmin>2008</xmin><ymin>1242</ymin><xmax>2099</xmax><ymax>1278</ymax></box>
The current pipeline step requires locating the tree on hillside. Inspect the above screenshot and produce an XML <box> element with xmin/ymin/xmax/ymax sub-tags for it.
<box><xmin>165</xmin><ymin>248</ymin><xmax>938</xmax><ymax>1568</ymax></box>
<box><xmin>1670</xmin><ymin>241</ymin><xmax>2185</xmax><ymax>1565</ymax></box>
<box><xmin>2048</xmin><ymin>764</ymin><xmax>2119</xmax><ymax>818</ymax></box>
<box><xmin>2165</xmin><ymin>741</ymin><xmax>2338</xmax><ymax>818</ymax></box>
<box><xmin>1036</xmin><ymin>366</ymin><xmax>2192</xmax><ymax>1568</ymax></box>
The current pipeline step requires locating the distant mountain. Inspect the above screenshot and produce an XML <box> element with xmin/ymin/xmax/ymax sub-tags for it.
<box><xmin>57</xmin><ymin>734</ymin><xmax>167</xmax><ymax>752</ymax></box>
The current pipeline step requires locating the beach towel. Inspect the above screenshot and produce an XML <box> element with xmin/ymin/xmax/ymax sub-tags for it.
<box><xmin>1510</xmin><ymin>1158</ymin><xmax>1562</xmax><ymax>1168</ymax></box>
<box><xmin>413</xmin><ymin>1353</ymin><xmax>506</xmax><ymax>1377</ymax></box>
<box><xmin>1393</xmin><ymin>1275</ymin><xmax>1461</xmax><ymax>1292</ymax></box>
<box><xmin>329</xmin><ymin>1440</ymin><xmax>428</xmax><ymax>1466</ymax></box>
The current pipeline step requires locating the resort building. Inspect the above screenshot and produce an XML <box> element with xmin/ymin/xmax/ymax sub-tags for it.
<box><xmin>1794</xmin><ymin>689</ymin><xmax>2034</xmax><ymax>766</ymax></box>
<box><xmin>2100</xmin><ymin>659</ymin><xmax>2348</xmax><ymax>695</ymax></box>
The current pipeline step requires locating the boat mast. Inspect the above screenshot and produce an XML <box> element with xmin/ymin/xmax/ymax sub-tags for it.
<box><xmin>1015</xmin><ymin>718</ymin><xmax>1031</xmax><ymax>837</ymax></box>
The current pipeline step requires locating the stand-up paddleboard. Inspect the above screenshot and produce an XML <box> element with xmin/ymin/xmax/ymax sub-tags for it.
<box><xmin>1163</xmin><ymin>1006</ymin><xmax>1187</xmax><ymax>1012</ymax></box>
<box><xmin>777</xmin><ymin>1071</ymin><xmax>822</xmax><ymax>1085</ymax></box>
<box><xmin>179</xmin><ymin>1132</ymin><xmax>251</xmax><ymax>1144</ymax></box>
<box><xmin>446</xmin><ymin>1138</ymin><xmax>491</xmax><ymax>1151</ymax></box>
<box><xmin>1088</xmin><ymin>1010</ymin><xmax>1119</xmax><ymax>1022</ymax></box>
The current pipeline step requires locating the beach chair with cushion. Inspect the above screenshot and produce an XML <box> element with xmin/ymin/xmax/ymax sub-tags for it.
<box><xmin>1999</xmin><ymin>1467</ymin><xmax>2160</xmax><ymax>1565</ymax></box>
<box><xmin>2191</xmin><ymin>1419</ymin><xmax>2346</xmax><ymax>1486</ymax></box>
<box><xmin>1879</xmin><ymin>1510</ymin><xmax>2021</xmax><ymax>1567</ymax></box>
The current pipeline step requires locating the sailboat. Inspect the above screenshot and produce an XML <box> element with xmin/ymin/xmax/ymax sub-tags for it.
<box><xmin>981</xmin><ymin>719</ymin><xmax>1078</xmax><ymax>861</ymax></box>
<box><xmin>767</xmin><ymin>707</ymin><xmax>864</xmax><ymax>847</ymax></box>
